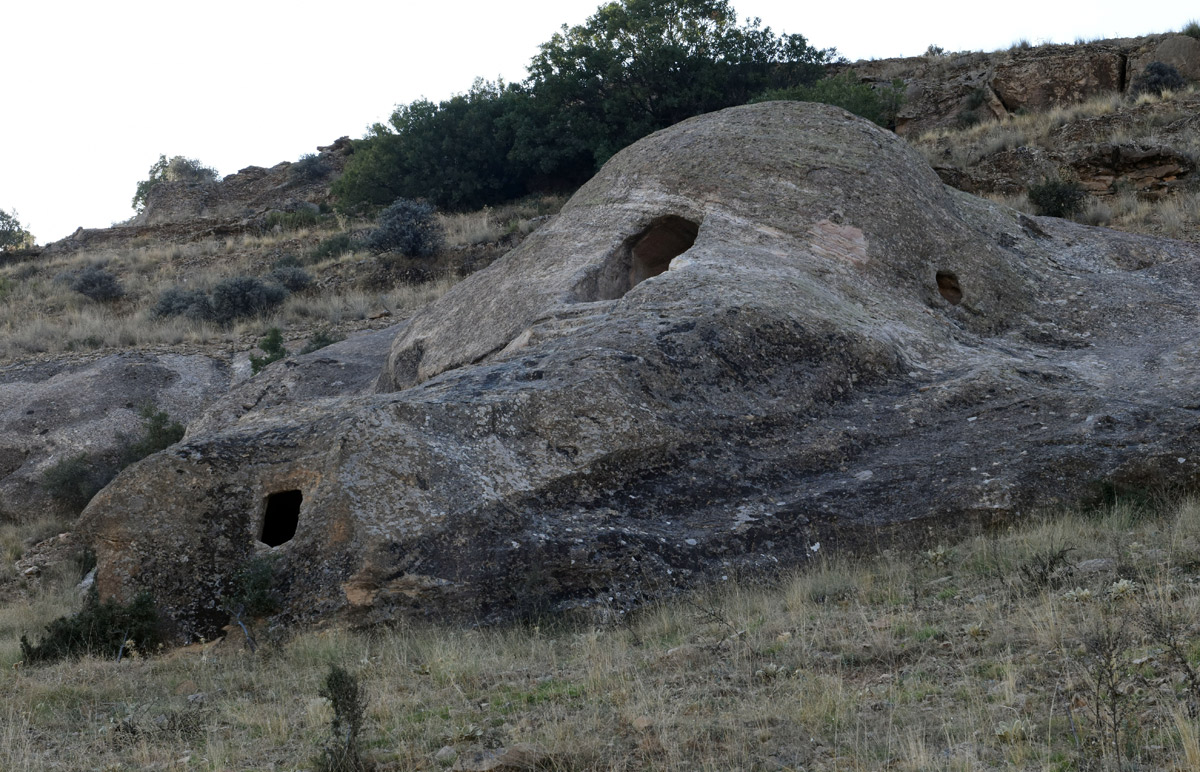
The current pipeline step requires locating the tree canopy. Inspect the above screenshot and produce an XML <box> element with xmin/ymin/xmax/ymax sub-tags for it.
<box><xmin>333</xmin><ymin>0</ymin><xmax>840</xmax><ymax>213</ymax></box>
<box><xmin>0</xmin><ymin>208</ymin><xmax>33</xmax><ymax>251</ymax></box>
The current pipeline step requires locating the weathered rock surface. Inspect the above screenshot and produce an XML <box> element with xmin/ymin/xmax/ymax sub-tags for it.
<box><xmin>132</xmin><ymin>139</ymin><xmax>350</xmax><ymax>227</ymax></box>
<box><xmin>0</xmin><ymin>353</ymin><xmax>230</xmax><ymax>522</ymax></box>
<box><xmin>186</xmin><ymin>325</ymin><xmax>403</xmax><ymax>437</ymax></box>
<box><xmin>82</xmin><ymin>102</ymin><xmax>1200</xmax><ymax>640</ymax></box>
<box><xmin>849</xmin><ymin>33</ymin><xmax>1188</xmax><ymax>137</ymax></box>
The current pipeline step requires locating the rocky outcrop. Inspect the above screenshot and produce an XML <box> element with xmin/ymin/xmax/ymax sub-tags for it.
<box><xmin>0</xmin><ymin>353</ymin><xmax>230</xmax><ymax>522</ymax></box>
<box><xmin>130</xmin><ymin>139</ymin><xmax>350</xmax><ymax>227</ymax></box>
<box><xmin>849</xmin><ymin>33</ymin><xmax>1194</xmax><ymax>137</ymax></box>
<box><xmin>82</xmin><ymin>102</ymin><xmax>1200</xmax><ymax>641</ymax></box>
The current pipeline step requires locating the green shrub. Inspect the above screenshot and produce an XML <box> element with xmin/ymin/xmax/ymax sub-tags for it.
<box><xmin>752</xmin><ymin>72</ymin><xmax>905</xmax><ymax>128</ymax></box>
<box><xmin>366</xmin><ymin>199</ymin><xmax>445</xmax><ymax>257</ymax></box>
<box><xmin>314</xmin><ymin>665</ymin><xmax>368</xmax><ymax>772</ymax></box>
<box><xmin>132</xmin><ymin>154</ymin><xmax>219</xmax><ymax>213</ymax></box>
<box><xmin>268</xmin><ymin>265</ymin><xmax>313</xmax><ymax>292</ymax></box>
<box><xmin>211</xmin><ymin>276</ymin><xmax>288</xmax><ymax>323</ymax></box>
<box><xmin>70</xmin><ymin>266</ymin><xmax>124</xmax><ymax>302</ymax></box>
<box><xmin>1028</xmin><ymin>177</ymin><xmax>1087</xmax><ymax>218</ymax></box>
<box><xmin>250</xmin><ymin>327</ymin><xmax>288</xmax><ymax>375</ymax></box>
<box><xmin>152</xmin><ymin>286</ymin><xmax>214</xmax><ymax>321</ymax></box>
<box><xmin>301</xmin><ymin>328</ymin><xmax>345</xmax><ymax>355</ymax></box>
<box><xmin>0</xmin><ymin>208</ymin><xmax>33</xmax><ymax>251</ymax></box>
<box><xmin>1131</xmin><ymin>61</ymin><xmax>1186</xmax><ymax>96</ymax></box>
<box><xmin>20</xmin><ymin>588</ymin><xmax>163</xmax><ymax>664</ymax></box>
<box><xmin>117</xmin><ymin>405</ymin><xmax>185</xmax><ymax>465</ymax></box>
<box><xmin>1181</xmin><ymin>20</ymin><xmax>1200</xmax><ymax>40</ymax></box>
<box><xmin>310</xmin><ymin>233</ymin><xmax>356</xmax><ymax>261</ymax></box>
<box><xmin>288</xmin><ymin>154</ymin><xmax>331</xmax><ymax>185</ymax></box>
<box><xmin>956</xmin><ymin>88</ymin><xmax>990</xmax><ymax>127</ymax></box>
<box><xmin>41</xmin><ymin>453</ymin><xmax>114</xmax><ymax>512</ymax></box>
<box><xmin>225</xmin><ymin>555</ymin><xmax>280</xmax><ymax>617</ymax></box>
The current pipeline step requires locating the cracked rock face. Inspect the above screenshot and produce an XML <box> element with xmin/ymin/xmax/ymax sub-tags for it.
<box><xmin>81</xmin><ymin>102</ymin><xmax>1200</xmax><ymax>640</ymax></box>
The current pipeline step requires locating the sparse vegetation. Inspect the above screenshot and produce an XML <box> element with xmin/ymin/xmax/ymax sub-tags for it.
<box><xmin>40</xmin><ymin>453</ymin><xmax>111</xmax><ymax>512</ymax></box>
<box><xmin>310</xmin><ymin>232</ymin><xmax>358</xmax><ymax>261</ymax></box>
<box><xmin>132</xmin><ymin>154</ymin><xmax>219</xmax><ymax>213</ymax></box>
<box><xmin>1183</xmin><ymin>20</ymin><xmax>1200</xmax><ymax>40</ymax></box>
<box><xmin>19</xmin><ymin>589</ymin><xmax>162</xmax><ymax>665</ymax></box>
<box><xmin>262</xmin><ymin>208</ymin><xmax>322</xmax><ymax>232</ymax></box>
<box><xmin>1028</xmin><ymin>176</ymin><xmax>1087</xmax><ymax>218</ymax></box>
<box><xmin>289</xmin><ymin>153</ymin><xmax>331</xmax><ymax>185</ymax></box>
<box><xmin>366</xmin><ymin>198</ymin><xmax>445</xmax><ymax>257</ymax></box>
<box><xmin>39</xmin><ymin>404</ymin><xmax>184</xmax><ymax>512</ymax></box>
<box><xmin>268</xmin><ymin>264</ymin><xmax>313</xmax><ymax>292</ymax></box>
<box><xmin>211</xmin><ymin>275</ymin><xmax>289</xmax><ymax>324</ymax></box>
<box><xmin>300</xmin><ymin>328</ymin><xmax>344</xmax><ymax>354</ymax></box>
<box><xmin>224</xmin><ymin>555</ymin><xmax>281</xmax><ymax>618</ymax></box>
<box><xmin>314</xmin><ymin>665</ymin><xmax>369</xmax><ymax>772</ymax></box>
<box><xmin>1131</xmin><ymin>61</ymin><xmax>1187</xmax><ymax>97</ymax></box>
<box><xmin>7</xmin><ymin>497</ymin><xmax>1200</xmax><ymax>768</ymax></box>
<box><xmin>152</xmin><ymin>285</ymin><xmax>213</xmax><ymax>320</ymax></box>
<box><xmin>68</xmin><ymin>265</ymin><xmax>124</xmax><ymax>302</ymax></box>
<box><xmin>249</xmin><ymin>327</ymin><xmax>287</xmax><ymax>374</ymax></box>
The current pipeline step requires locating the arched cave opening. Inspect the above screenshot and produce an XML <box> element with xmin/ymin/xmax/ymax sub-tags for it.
<box><xmin>260</xmin><ymin>489</ymin><xmax>302</xmax><ymax>547</ymax></box>
<box><xmin>936</xmin><ymin>271</ymin><xmax>963</xmax><ymax>305</ymax></box>
<box><xmin>583</xmin><ymin>215</ymin><xmax>701</xmax><ymax>301</ymax></box>
<box><xmin>629</xmin><ymin>215</ymin><xmax>699</xmax><ymax>287</ymax></box>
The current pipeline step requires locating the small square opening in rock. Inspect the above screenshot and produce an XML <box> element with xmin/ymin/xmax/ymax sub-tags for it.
<box><xmin>260</xmin><ymin>489</ymin><xmax>302</xmax><ymax>547</ymax></box>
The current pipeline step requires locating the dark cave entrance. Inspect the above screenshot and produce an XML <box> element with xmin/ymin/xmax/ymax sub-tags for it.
<box><xmin>260</xmin><ymin>489</ymin><xmax>302</xmax><ymax>547</ymax></box>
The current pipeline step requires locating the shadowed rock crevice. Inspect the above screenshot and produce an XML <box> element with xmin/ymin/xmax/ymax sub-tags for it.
<box><xmin>574</xmin><ymin>214</ymin><xmax>701</xmax><ymax>302</ymax></box>
<box><xmin>936</xmin><ymin>271</ymin><xmax>963</xmax><ymax>305</ymax></box>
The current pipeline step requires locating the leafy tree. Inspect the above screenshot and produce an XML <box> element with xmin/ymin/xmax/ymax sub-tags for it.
<box><xmin>333</xmin><ymin>0</ymin><xmax>838</xmax><ymax>213</ymax></box>
<box><xmin>132</xmin><ymin>154</ymin><xmax>219</xmax><ymax>213</ymax></box>
<box><xmin>753</xmin><ymin>72</ymin><xmax>906</xmax><ymax>129</ymax></box>
<box><xmin>521</xmin><ymin>0</ymin><xmax>836</xmax><ymax>174</ymax></box>
<box><xmin>334</xmin><ymin>80</ymin><xmax>530</xmax><ymax>212</ymax></box>
<box><xmin>0</xmin><ymin>208</ymin><xmax>33</xmax><ymax>251</ymax></box>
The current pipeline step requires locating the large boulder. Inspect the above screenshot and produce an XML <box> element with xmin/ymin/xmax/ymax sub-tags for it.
<box><xmin>82</xmin><ymin>102</ymin><xmax>1200</xmax><ymax>640</ymax></box>
<box><xmin>0</xmin><ymin>353</ymin><xmax>230</xmax><ymax>522</ymax></box>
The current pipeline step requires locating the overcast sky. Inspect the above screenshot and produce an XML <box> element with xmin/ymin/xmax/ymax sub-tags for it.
<box><xmin>2</xmin><ymin>0</ymin><xmax>1194</xmax><ymax>243</ymax></box>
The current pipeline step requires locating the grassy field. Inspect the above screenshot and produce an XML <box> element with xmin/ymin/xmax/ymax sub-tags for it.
<box><xmin>0</xmin><ymin>196</ymin><xmax>563</xmax><ymax>364</ymax></box>
<box><xmin>6</xmin><ymin>497</ymin><xmax>1200</xmax><ymax>770</ymax></box>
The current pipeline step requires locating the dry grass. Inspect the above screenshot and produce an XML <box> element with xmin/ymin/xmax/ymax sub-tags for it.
<box><xmin>0</xmin><ymin>226</ymin><xmax>471</xmax><ymax>362</ymax></box>
<box><xmin>7</xmin><ymin>498</ymin><xmax>1200</xmax><ymax>769</ymax></box>
<box><xmin>439</xmin><ymin>195</ymin><xmax>566</xmax><ymax>248</ymax></box>
<box><xmin>0</xmin><ymin>196</ymin><xmax>566</xmax><ymax>364</ymax></box>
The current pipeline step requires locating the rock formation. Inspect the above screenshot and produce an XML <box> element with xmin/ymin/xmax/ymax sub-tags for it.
<box><xmin>0</xmin><ymin>353</ymin><xmax>230</xmax><ymax>522</ymax></box>
<box><xmin>132</xmin><ymin>139</ymin><xmax>351</xmax><ymax>227</ymax></box>
<box><xmin>849</xmin><ymin>33</ymin><xmax>1200</xmax><ymax>136</ymax></box>
<box><xmin>81</xmin><ymin>101</ymin><xmax>1200</xmax><ymax>641</ymax></box>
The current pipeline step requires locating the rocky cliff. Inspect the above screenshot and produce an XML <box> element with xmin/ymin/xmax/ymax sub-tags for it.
<box><xmin>79</xmin><ymin>102</ymin><xmax>1200</xmax><ymax>641</ymax></box>
<box><xmin>848</xmin><ymin>33</ymin><xmax>1200</xmax><ymax>136</ymax></box>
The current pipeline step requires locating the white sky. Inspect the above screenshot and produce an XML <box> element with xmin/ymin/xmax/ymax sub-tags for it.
<box><xmin>2</xmin><ymin>0</ymin><xmax>1194</xmax><ymax>243</ymax></box>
